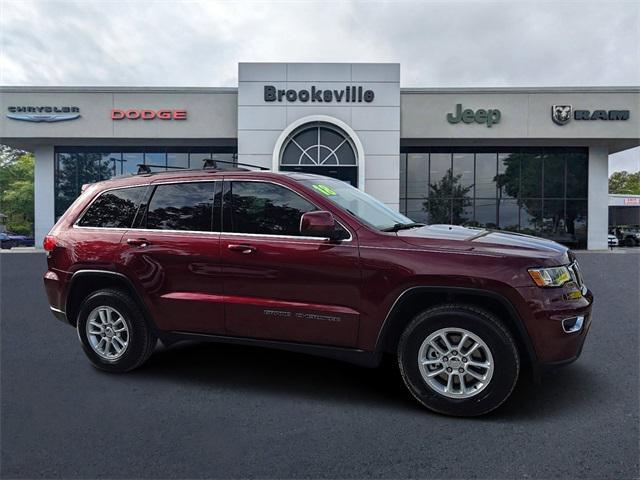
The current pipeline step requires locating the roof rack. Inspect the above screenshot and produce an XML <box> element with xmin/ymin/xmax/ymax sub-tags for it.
<box><xmin>201</xmin><ymin>158</ymin><xmax>269</xmax><ymax>171</ymax></box>
<box><xmin>134</xmin><ymin>159</ymin><xmax>269</xmax><ymax>175</ymax></box>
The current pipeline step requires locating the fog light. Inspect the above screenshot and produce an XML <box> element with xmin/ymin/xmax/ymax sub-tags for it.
<box><xmin>562</xmin><ymin>316</ymin><xmax>584</xmax><ymax>334</ymax></box>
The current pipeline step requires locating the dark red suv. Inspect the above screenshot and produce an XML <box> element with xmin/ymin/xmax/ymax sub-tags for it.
<box><xmin>44</xmin><ymin>168</ymin><xmax>592</xmax><ymax>416</ymax></box>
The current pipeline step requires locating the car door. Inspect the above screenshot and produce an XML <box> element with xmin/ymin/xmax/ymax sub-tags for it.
<box><xmin>120</xmin><ymin>180</ymin><xmax>225</xmax><ymax>334</ymax></box>
<box><xmin>220</xmin><ymin>179</ymin><xmax>362</xmax><ymax>347</ymax></box>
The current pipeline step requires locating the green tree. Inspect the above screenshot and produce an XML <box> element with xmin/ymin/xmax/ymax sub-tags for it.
<box><xmin>609</xmin><ymin>171</ymin><xmax>640</xmax><ymax>195</ymax></box>
<box><xmin>0</xmin><ymin>146</ymin><xmax>34</xmax><ymax>235</ymax></box>
<box><xmin>423</xmin><ymin>169</ymin><xmax>472</xmax><ymax>224</ymax></box>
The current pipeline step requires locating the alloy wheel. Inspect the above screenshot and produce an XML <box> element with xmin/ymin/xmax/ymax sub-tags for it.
<box><xmin>418</xmin><ymin>327</ymin><xmax>494</xmax><ymax>398</ymax></box>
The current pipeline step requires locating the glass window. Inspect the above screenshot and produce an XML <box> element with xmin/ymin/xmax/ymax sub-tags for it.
<box><xmin>145</xmin><ymin>151</ymin><xmax>167</xmax><ymax>171</ymax></box>
<box><xmin>497</xmin><ymin>153</ymin><xmax>519</xmax><ymax>199</ymax></box>
<box><xmin>475</xmin><ymin>153</ymin><xmax>497</xmax><ymax>198</ymax></box>
<box><xmin>122</xmin><ymin>152</ymin><xmax>143</xmax><ymax>175</ymax></box>
<box><xmin>429</xmin><ymin>153</ymin><xmax>451</xmax><ymax>188</ymax></box>
<box><xmin>426</xmin><ymin>198</ymin><xmax>451</xmax><ymax>225</ymax></box>
<box><xmin>520</xmin><ymin>200</ymin><xmax>542</xmax><ymax>234</ymax></box>
<box><xmin>281</xmin><ymin>124</ymin><xmax>356</xmax><ymax>166</ymax></box>
<box><xmin>452</xmin><ymin>198</ymin><xmax>473</xmax><ymax>225</ymax></box>
<box><xmin>55</xmin><ymin>153</ymin><xmax>79</xmax><ymax>218</ymax></box>
<box><xmin>543</xmin><ymin>151</ymin><xmax>565</xmax><ymax>198</ymax></box>
<box><xmin>167</xmin><ymin>151</ymin><xmax>189</xmax><ymax>169</ymax></box>
<box><xmin>224</xmin><ymin>181</ymin><xmax>317</xmax><ymax>236</ymax></box>
<box><xmin>452</xmin><ymin>153</ymin><xmax>474</xmax><ymax>193</ymax></box>
<box><xmin>407</xmin><ymin>154</ymin><xmax>429</xmax><ymax>199</ymax></box>
<box><xmin>566</xmin><ymin>151</ymin><xmax>588</xmax><ymax>198</ymax></box>
<box><xmin>78</xmin><ymin>186</ymin><xmax>146</xmax><ymax>228</ymax></box>
<box><xmin>520</xmin><ymin>152</ymin><xmax>543</xmax><ymax>198</ymax></box>
<box><xmin>498</xmin><ymin>199</ymin><xmax>519</xmax><ymax>231</ymax></box>
<box><xmin>398</xmin><ymin>147</ymin><xmax>588</xmax><ymax>248</ymax></box>
<box><xmin>399</xmin><ymin>154</ymin><xmax>407</xmax><ymax>200</ymax></box>
<box><xmin>209</xmin><ymin>153</ymin><xmax>237</xmax><ymax>170</ymax></box>
<box><xmin>405</xmin><ymin>199</ymin><xmax>429</xmax><ymax>224</ymax></box>
<box><xmin>566</xmin><ymin>200</ymin><xmax>588</xmax><ymax>248</ymax></box>
<box><xmin>101</xmin><ymin>152</ymin><xmax>121</xmax><ymax>178</ymax></box>
<box><xmin>476</xmin><ymin>199</ymin><xmax>498</xmax><ymax>229</ymax></box>
<box><xmin>542</xmin><ymin>199</ymin><xmax>566</xmax><ymax>242</ymax></box>
<box><xmin>145</xmin><ymin>182</ymin><xmax>216</xmax><ymax>232</ymax></box>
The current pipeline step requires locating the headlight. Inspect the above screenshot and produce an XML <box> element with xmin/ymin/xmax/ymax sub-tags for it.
<box><xmin>528</xmin><ymin>266</ymin><xmax>572</xmax><ymax>287</ymax></box>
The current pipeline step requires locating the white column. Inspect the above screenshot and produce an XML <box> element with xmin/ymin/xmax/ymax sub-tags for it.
<box><xmin>587</xmin><ymin>146</ymin><xmax>609</xmax><ymax>250</ymax></box>
<box><xmin>34</xmin><ymin>145</ymin><xmax>55</xmax><ymax>248</ymax></box>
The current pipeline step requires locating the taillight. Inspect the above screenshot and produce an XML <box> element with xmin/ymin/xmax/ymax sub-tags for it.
<box><xmin>43</xmin><ymin>235</ymin><xmax>57</xmax><ymax>252</ymax></box>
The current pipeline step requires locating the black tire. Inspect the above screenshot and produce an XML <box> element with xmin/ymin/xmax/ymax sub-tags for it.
<box><xmin>76</xmin><ymin>288</ymin><xmax>156</xmax><ymax>373</ymax></box>
<box><xmin>398</xmin><ymin>304</ymin><xmax>520</xmax><ymax>417</ymax></box>
<box><xmin>624</xmin><ymin>237</ymin><xmax>635</xmax><ymax>247</ymax></box>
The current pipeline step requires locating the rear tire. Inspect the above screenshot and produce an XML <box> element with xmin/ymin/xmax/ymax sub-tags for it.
<box><xmin>398</xmin><ymin>304</ymin><xmax>519</xmax><ymax>416</ymax></box>
<box><xmin>76</xmin><ymin>289</ymin><xmax>156</xmax><ymax>373</ymax></box>
<box><xmin>625</xmin><ymin>237</ymin><xmax>635</xmax><ymax>247</ymax></box>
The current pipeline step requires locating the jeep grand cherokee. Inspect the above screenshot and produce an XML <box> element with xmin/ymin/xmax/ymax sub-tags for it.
<box><xmin>43</xmin><ymin>167</ymin><xmax>592</xmax><ymax>416</ymax></box>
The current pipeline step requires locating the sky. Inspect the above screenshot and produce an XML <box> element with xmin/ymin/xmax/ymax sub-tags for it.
<box><xmin>0</xmin><ymin>0</ymin><xmax>638</xmax><ymax>171</ymax></box>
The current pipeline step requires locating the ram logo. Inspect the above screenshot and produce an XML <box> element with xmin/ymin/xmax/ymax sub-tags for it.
<box><xmin>552</xmin><ymin>105</ymin><xmax>572</xmax><ymax>125</ymax></box>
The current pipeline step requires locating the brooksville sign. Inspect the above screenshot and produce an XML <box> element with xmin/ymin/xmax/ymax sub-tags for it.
<box><xmin>264</xmin><ymin>85</ymin><xmax>374</xmax><ymax>103</ymax></box>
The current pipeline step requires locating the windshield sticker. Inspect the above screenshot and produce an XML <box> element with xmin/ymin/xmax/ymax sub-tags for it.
<box><xmin>312</xmin><ymin>184</ymin><xmax>337</xmax><ymax>196</ymax></box>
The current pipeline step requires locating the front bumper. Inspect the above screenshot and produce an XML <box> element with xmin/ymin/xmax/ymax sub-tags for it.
<box><xmin>516</xmin><ymin>285</ymin><xmax>593</xmax><ymax>366</ymax></box>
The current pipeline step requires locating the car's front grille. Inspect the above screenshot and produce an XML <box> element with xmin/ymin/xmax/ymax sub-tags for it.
<box><xmin>568</xmin><ymin>261</ymin><xmax>586</xmax><ymax>291</ymax></box>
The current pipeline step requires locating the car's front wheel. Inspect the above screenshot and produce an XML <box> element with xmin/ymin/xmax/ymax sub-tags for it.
<box><xmin>398</xmin><ymin>304</ymin><xmax>520</xmax><ymax>416</ymax></box>
<box><xmin>76</xmin><ymin>289</ymin><xmax>156</xmax><ymax>372</ymax></box>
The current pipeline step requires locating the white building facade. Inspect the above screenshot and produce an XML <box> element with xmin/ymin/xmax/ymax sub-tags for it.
<box><xmin>1</xmin><ymin>63</ymin><xmax>638</xmax><ymax>249</ymax></box>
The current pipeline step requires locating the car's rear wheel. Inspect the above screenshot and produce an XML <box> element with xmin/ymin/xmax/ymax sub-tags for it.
<box><xmin>398</xmin><ymin>304</ymin><xmax>519</xmax><ymax>416</ymax></box>
<box><xmin>624</xmin><ymin>237</ymin><xmax>636</xmax><ymax>247</ymax></box>
<box><xmin>76</xmin><ymin>289</ymin><xmax>156</xmax><ymax>372</ymax></box>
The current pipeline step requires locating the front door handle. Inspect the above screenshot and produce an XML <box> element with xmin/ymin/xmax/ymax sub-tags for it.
<box><xmin>127</xmin><ymin>238</ymin><xmax>150</xmax><ymax>247</ymax></box>
<box><xmin>227</xmin><ymin>244</ymin><xmax>257</xmax><ymax>254</ymax></box>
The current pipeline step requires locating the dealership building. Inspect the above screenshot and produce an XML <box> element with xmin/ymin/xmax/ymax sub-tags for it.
<box><xmin>1</xmin><ymin>63</ymin><xmax>638</xmax><ymax>249</ymax></box>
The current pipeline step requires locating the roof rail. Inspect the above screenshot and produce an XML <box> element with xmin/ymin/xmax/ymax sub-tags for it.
<box><xmin>201</xmin><ymin>158</ymin><xmax>269</xmax><ymax>171</ymax></box>
<box><xmin>133</xmin><ymin>159</ymin><xmax>270</xmax><ymax>175</ymax></box>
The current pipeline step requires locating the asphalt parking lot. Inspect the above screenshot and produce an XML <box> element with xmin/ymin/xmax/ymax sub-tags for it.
<box><xmin>1</xmin><ymin>250</ymin><xmax>638</xmax><ymax>479</ymax></box>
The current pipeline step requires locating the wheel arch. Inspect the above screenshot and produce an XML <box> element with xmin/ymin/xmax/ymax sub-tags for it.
<box><xmin>375</xmin><ymin>286</ymin><xmax>538</xmax><ymax>371</ymax></box>
<box><xmin>65</xmin><ymin>270</ymin><xmax>154</xmax><ymax>331</ymax></box>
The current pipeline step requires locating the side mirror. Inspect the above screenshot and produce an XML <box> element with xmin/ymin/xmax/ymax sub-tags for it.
<box><xmin>300</xmin><ymin>211</ymin><xmax>336</xmax><ymax>239</ymax></box>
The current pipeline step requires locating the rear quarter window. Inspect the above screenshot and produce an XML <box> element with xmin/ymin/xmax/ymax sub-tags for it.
<box><xmin>77</xmin><ymin>186</ymin><xmax>147</xmax><ymax>228</ymax></box>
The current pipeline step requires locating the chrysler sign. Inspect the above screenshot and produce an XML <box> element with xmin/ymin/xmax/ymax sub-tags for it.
<box><xmin>6</xmin><ymin>106</ymin><xmax>81</xmax><ymax>122</ymax></box>
<box><xmin>264</xmin><ymin>85</ymin><xmax>374</xmax><ymax>103</ymax></box>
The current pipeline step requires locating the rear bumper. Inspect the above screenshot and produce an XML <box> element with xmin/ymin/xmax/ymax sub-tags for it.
<box><xmin>44</xmin><ymin>269</ymin><xmax>72</xmax><ymax>325</ymax></box>
<box><xmin>49</xmin><ymin>306</ymin><xmax>70</xmax><ymax>324</ymax></box>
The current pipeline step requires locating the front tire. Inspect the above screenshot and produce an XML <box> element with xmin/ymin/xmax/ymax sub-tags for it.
<box><xmin>398</xmin><ymin>304</ymin><xmax>519</xmax><ymax>416</ymax></box>
<box><xmin>76</xmin><ymin>289</ymin><xmax>156</xmax><ymax>373</ymax></box>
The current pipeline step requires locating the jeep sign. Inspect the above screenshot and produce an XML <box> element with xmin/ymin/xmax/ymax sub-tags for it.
<box><xmin>447</xmin><ymin>104</ymin><xmax>501</xmax><ymax>127</ymax></box>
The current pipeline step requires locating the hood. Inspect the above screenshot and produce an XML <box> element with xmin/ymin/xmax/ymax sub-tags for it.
<box><xmin>397</xmin><ymin>224</ymin><xmax>570</xmax><ymax>262</ymax></box>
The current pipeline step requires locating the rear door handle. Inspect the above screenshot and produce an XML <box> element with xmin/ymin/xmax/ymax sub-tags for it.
<box><xmin>127</xmin><ymin>238</ymin><xmax>150</xmax><ymax>247</ymax></box>
<box><xmin>227</xmin><ymin>244</ymin><xmax>257</xmax><ymax>254</ymax></box>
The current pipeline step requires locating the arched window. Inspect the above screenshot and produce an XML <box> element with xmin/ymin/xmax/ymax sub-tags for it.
<box><xmin>280</xmin><ymin>122</ymin><xmax>357</xmax><ymax>167</ymax></box>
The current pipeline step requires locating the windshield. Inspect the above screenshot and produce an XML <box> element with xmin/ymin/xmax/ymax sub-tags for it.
<box><xmin>298</xmin><ymin>178</ymin><xmax>413</xmax><ymax>231</ymax></box>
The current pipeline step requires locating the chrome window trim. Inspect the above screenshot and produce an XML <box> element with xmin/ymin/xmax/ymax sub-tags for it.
<box><xmin>72</xmin><ymin>177</ymin><xmax>355</xmax><ymax>243</ymax></box>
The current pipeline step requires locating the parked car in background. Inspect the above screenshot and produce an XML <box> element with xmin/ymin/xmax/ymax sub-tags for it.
<box><xmin>0</xmin><ymin>232</ymin><xmax>35</xmax><ymax>249</ymax></box>
<box><xmin>43</xmin><ymin>168</ymin><xmax>592</xmax><ymax>417</ymax></box>
<box><xmin>613</xmin><ymin>227</ymin><xmax>640</xmax><ymax>247</ymax></box>
<box><xmin>608</xmin><ymin>233</ymin><xmax>619</xmax><ymax>247</ymax></box>
<box><xmin>0</xmin><ymin>232</ymin><xmax>17</xmax><ymax>249</ymax></box>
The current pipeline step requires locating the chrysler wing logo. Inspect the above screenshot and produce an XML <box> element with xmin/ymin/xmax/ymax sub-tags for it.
<box><xmin>6</xmin><ymin>106</ymin><xmax>81</xmax><ymax>122</ymax></box>
<box><xmin>552</xmin><ymin>105</ymin><xmax>572</xmax><ymax>125</ymax></box>
<box><xmin>6</xmin><ymin>113</ymin><xmax>81</xmax><ymax>122</ymax></box>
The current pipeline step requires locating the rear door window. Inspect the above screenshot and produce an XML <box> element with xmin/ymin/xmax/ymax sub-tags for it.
<box><xmin>144</xmin><ymin>182</ymin><xmax>218</xmax><ymax>232</ymax></box>
<box><xmin>78</xmin><ymin>186</ymin><xmax>147</xmax><ymax>228</ymax></box>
